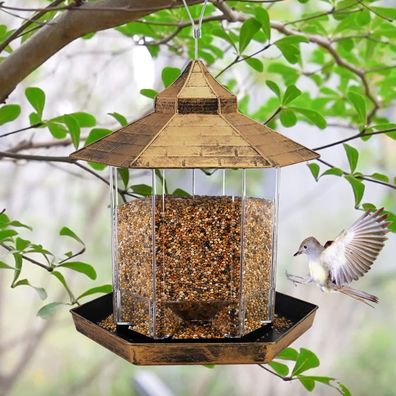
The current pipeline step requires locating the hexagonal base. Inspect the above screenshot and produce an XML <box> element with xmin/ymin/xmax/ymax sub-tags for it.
<box><xmin>71</xmin><ymin>292</ymin><xmax>317</xmax><ymax>365</ymax></box>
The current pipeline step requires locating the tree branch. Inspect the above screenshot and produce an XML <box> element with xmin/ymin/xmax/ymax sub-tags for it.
<box><xmin>0</xmin><ymin>0</ymin><xmax>204</xmax><ymax>103</ymax></box>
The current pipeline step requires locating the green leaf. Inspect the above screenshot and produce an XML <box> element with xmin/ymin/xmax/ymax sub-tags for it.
<box><xmin>16</xmin><ymin>237</ymin><xmax>30</xmax><ymax>251</ymax></box>
<box><xmin>203</xmin><ymin>364</ymin><xmax>215</xmax><ymax>369</ymax></box>
<box><xmin>362</xmin><ymin>202</ymin><xmax>376</xmax><ymax>211</ymax></box>
<box><xmin>108</xmin><ymin>112</ymin><xmax>128</xmax><ymax>127</ymax></box>
<box><xmin>254</xmin><ymin>8</ymin><xmax>271</xmax><ymax>41</ymax></box>
<box><xmin>118</xmin><ymin>168</ymin><xmax>129</xmax><ymax>188</ymax></box>
<box><xmin>307</xmin><ymin>163</ymin><xmax>320</xmax><ymax>181</ymax></box>
<box><xmin>59</xmin><ymin>226</ymin><xmax>84</xmax><ymax>245</ymax></box>
<box><xmin>51</xmin><ymin>112</ymin><xmax>96</xmax><ymax>128</ymax></box>
<box><xmin>282</xmin><ymin>85</ymin><xmax>302</xmax><ymax>105</ymax></box>
<box><xmin>239</xmin><ymin>18</ymin><xmax>261</xmax><ymax>53</ymax></box>
<box><xmin>131</xmin><ymin>184</ymin><xmax>153</xmax><ymax>196</ymax></box>
<box><xmin>355</xmin><ymin>9</ymin><xmax>370</xmax><ymax>25</ymax></box>
<box><xmin>0</xmin><ymin>213</ymin><xmax>10</xmax><ymax>227</ymax></box>
<box><xmin>345</xmin><ymin>176</ymin><xmax>365</xmax><ymax>207</ymax></box>
<box><xmin>25</xmin><ymin>87</ymin><xmax>45</xmax><ymax>118</ymax></box>
<box><xmin>13</xmin><ymin>278</ymin><xmax>47</xmax><ymax>300</ymax></box>
<box><xmin>245</xmin><ymin>57</ymin><xmax>264</xmax><ymax>72</ymax></box>
<box><xmin>0</xmin><ymin>229</ymin><xmax>17</xmax><ymax>240</ymax></box>
<box><xmin>289</xmin><ymin>107</ymin><xmax>327</xmax><ymax>129</ymax></box>
<box><xmin>266</xmin><ymin>80</ymin><xmax>282</xmax><ymax>100</ymax></box>
<box><xmin>369</xmin><ymin>173</ymin><xmax>389</xmax><ymax>183</ymax></box>
<box><xmin>85</xmin><ymin>128</ymin><xmax>111</xmax><ymax>146</ymax></box>
<box><xmin>51</xmin><ymin>271</ymin><xmax>74</xmax><ymax>301</ymax></box>
<box><xmin>8</xmin><ymin>220</ymin><xmax>32</xmax><ymax>230</ymax></box>
<box><xmin>276</xmin><ymin>347</ymin><xmax>299</xmax><ymax>361</ymax></box>
<box><xmin>211</xmin><ymin>27</ymin><xmax>236</xmax><ymax>49</ymax></box>
<box><xmin>37</xmin><ymin>302</ymin><xmax>64</xmax><ymax>319</ymax></box>
<box><xmin>280</xmin><ymin>109</ymin><xmax>297</xmax><ymax>127</ymax></box>
<box><xmin>172</xmin><ymin>188</ymin><xmax>190</xmax><ymax>197</ymax></box>
<box><xmin>298</xmin><ymin>376</ymin><xmax>316</xmax><ymax>391</ymax></box>
<box><xmin>0</xmin><ymin>261</ymin><xmax>14</xmax><ymax>270</ymax></box>
<box><xmin>338</xmin><ymin>382</ymin><xmax>352</xmax><ymax>396</ymax></box>
<box><xmin>77</xmin><ymin>284</ymin><xmax>112</xmax><ymax>301</ymax></box>
<box><xmin>292</xmin><ymin>348</ymin><xmax>320</xmax><ymax>376</ymax></box>
<box><xmin>321</xmin><ymin>167</ymin><xmax>343</xmax><ymax>176</ymax></box>
<box><xmin>29</xmin><ymin>112</ymin><xmax>41</xmax><ymax>126</ymax></box>
<box><xmin>275</xmin><ymin>36</ymin><xmax>308</xmax><ymax>64</ymax></box>
<box><xmin>140</xmin><ymin>88</ymin><xmax>158</xmax><ymax>99</ymax></box>
<box><xmin>371</xmin><ymin>7</ymin><xmax>396</xmax><ymax>21</ymax></box>
<box><xmin>347</xmin><ymin>91</ymin><xmax>366</xmax><ymax>125</ymax></box>
<box><xmin>59</xmin><ymin>261</ymin><xmax>97</xmax><ymax>280</ymax></box>
<box><xmin>161</xmin><ymin>67</ymin><xmax>181</xmax><ymax>88</ymax></box>
<box><xmin>300</xmin><ymin>376</ymin><xmax>334</xmax><ymax>385</ymax></box>
<box><xmin>0</xmin><ymin>104</ymin><xmax>21</xmax><ymax>125</ymax></box>
<box><xmin>268</xmin><ymin>361</ymin><xmax>289</xmax><ymax>376</ymax></box>
<box><xmin>12</xmin><ymin>253</ymin><xmax>23</xmax><ymax>287</ymax></box>
<box><xmin>64</xmin><ymin>114</ymin><xmax>81</xmax><ymax>149</ymax></box>
<box><xmin>68</xmin><ymin>112</ymin><xmax>96</xmax><ymax>128</ymax></box>
<box><xmin>343</xmin><ymin>144</ymin><xmax>359</xmax><ymax>173</ymax></box>
<box><xmin>48</xmin><ymin>122</ymin><xmax>68</xmax><ymax>139</ymax></box>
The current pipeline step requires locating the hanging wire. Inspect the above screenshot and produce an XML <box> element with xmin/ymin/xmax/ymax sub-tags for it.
<box><xmin>181</xmin><ymin>0</ymin><xmax>209</xmax><ymax>59</ymax></box>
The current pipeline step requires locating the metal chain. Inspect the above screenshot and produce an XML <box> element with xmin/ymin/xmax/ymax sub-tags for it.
<box><xmin>181</xmin><ymin>0</ymin><xmax>209</xmax><ymax>59</ymax></box>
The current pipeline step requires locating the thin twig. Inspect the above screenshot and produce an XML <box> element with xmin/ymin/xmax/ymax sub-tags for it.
<box><xmin>0</xmin><ymin>243</ymin><xmax>51</xmax><ymax>271</ymax></box>
<box><xmin>264</xmin><ymin>107</ymin><xmax>282</xmax><ymax>125</ymax></box>
<box><xmin>313</xmin><ymin>127</ymin><xmax>396</xmax><ymax>151</ymax></box>
<box><xmin>215</xmin><ymin>43</ymin><xmax>272</xmax><ymax>78</ymax></box>
<box><xmin>0</xmin><ymin>123</ymin><xmax>43</xmax><ymax>138</ymax></box>
<box><xmin>257</xmin><ymin>364</ymin><xmax>296</xmax><ymax>381</ymax></box>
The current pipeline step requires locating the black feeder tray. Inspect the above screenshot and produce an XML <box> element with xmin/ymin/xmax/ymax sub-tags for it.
<box><xmin>71</xmin><ymin>292</ymin><xmax>317</xmax><ymax>366</ymax></box>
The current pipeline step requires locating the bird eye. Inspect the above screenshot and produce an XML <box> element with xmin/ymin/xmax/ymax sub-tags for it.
<box><xmin>303</xmin><ymin>245</ymin><xmax>307</xmax><ymax>249</ymax></box>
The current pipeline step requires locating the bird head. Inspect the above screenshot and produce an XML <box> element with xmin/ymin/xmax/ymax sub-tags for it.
<box><xmin>294</xmin><ymin>237</ymin><xmax>322</xmax><ymax>258</ymax></box>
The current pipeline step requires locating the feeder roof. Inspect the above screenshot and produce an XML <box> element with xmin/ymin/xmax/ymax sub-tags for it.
<box><xmin>70</xmin><ymin>60</ymin><xmax>319</xmax><ymax>168</ymax></box>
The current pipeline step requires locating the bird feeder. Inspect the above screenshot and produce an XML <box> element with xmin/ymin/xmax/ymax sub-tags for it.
<box><xmin>70</xmin><ymin>60</ymin><xmax>319</xmax><ymax>363</ymax></box>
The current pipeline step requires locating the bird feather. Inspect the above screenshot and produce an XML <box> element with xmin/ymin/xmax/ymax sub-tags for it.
<box><xmin>321</xmin><ymin>208</ymin><xmax>389</xmax><ymax>286</ymax></box>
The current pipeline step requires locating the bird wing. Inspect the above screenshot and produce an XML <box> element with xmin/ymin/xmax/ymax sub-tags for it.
<box><xmin>321</xmin><ymin>208</ymin><xmax>390</xmax><ymax>286</ymax></box>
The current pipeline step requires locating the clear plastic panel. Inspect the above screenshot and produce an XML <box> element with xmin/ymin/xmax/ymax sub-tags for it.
<box><xmin>241</xmin><ymin>168</ymin><xmax>279</xmax><ymax>334</ymax></box>
<box><xmin>111</xmin><ymin>168</ymin><xmax>154</xmax><ymax>334</ymax></box>
<box><xmin>111</xmin><ymin>167</ymin><xmax>279</xmax><ymax>339</ymax></box>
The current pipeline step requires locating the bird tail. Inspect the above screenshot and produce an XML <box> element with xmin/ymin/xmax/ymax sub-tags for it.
<box><xmin>338</xmin><ymin>285</ymin><xmax>379</xmax><ymax>307</ymax></box>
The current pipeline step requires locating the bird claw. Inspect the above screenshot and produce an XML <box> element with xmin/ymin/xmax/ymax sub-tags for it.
<box><xmin>285</xmin><ymin>270</ymin><xmax>299</xmax><ymax>287</ymax></box>
<box><xmin>285</xmin><ymin>271</ymin><xmax>311</xmax><ymax>286</ymax></box>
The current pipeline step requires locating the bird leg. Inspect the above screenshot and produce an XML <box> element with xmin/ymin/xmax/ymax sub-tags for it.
<box><xmin>285</xmin><ymin>271</ymin><xmax>313</xmax><ymax>287</ymax></box>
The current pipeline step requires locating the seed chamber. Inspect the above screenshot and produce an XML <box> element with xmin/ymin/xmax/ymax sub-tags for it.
<box><xmin>111</xmin><ymin>167</ymin><xmax>279</xmax><ymax>339</ymax></box>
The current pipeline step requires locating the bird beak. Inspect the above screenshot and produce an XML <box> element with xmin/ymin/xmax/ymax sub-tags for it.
<box><xmin>293</xmin><ymin>250</ymin><xmax>302</xmax><ymax>256</ymax></box>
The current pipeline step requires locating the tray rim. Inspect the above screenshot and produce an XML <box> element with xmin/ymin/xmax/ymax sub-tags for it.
<box><xmin>70</xmin><ymin>291</ymin><xmax>318</xmax><ymax>346</ymax></box>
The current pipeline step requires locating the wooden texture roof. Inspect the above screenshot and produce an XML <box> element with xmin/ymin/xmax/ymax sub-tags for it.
<box><xmin>70</xmin><ymin>60</ymin><xmax>319</xmax><ymax>168</ymax></box>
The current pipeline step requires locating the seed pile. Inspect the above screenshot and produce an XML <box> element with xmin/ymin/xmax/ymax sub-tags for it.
<box><xmin>116</xmin><ymin>195</ymin><xmax>274</xmax><ymax>339</ymax></box>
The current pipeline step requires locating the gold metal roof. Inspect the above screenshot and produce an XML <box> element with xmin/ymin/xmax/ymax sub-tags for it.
<box><xmin>70</xmin><ymin>60</ymin><xmax>319</xmax><ymax>168</ymax></box>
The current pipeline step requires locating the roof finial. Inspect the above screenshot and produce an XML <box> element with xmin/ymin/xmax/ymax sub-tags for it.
<box><xmin>181</xmin><ymin>0</ymin><xmax>208</xmax><ymax>59</ymax></box>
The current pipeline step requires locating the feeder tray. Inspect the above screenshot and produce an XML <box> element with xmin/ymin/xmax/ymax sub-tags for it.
<box><xmin>71</xmin><ymin>292</ymin><xmax>317</xmax><ymax>365</ymax></box>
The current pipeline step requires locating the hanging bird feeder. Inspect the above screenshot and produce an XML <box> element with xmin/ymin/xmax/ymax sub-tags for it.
<box><xmin>69</xmin><ymin>59</ymin><xmax>320</xmax><ymax>365</ymax></box>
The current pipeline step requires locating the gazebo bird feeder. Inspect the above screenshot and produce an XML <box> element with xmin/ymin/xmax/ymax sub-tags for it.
<box><xmin>70</xmin><ymin>60</ymin><xmax>319</xmax><ymax>365</ymax></box>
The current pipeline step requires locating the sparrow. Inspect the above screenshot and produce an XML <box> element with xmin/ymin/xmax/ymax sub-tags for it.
<box><xmin>286</xmin><ymin>208</ymin><xmax>390</xmax><ymax>306</ymax></box>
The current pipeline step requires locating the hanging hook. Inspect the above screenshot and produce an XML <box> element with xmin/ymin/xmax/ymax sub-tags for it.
<box><xmin>181</xmin><ymin>0</ymin><xmax>209</xmax><ymax>59</ymax></box>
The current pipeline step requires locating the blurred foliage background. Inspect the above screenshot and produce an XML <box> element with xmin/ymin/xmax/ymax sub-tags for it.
<box><xmin>0</xmin><ymin>0</ymin><xmax>395</xmax><ymax>395</ymax></box>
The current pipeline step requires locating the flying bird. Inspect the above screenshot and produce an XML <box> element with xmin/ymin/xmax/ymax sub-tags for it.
<box><xmin>287</xmin><ymin>208</ymin><xmax>390</xmax><ymax>306</ymax></box>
